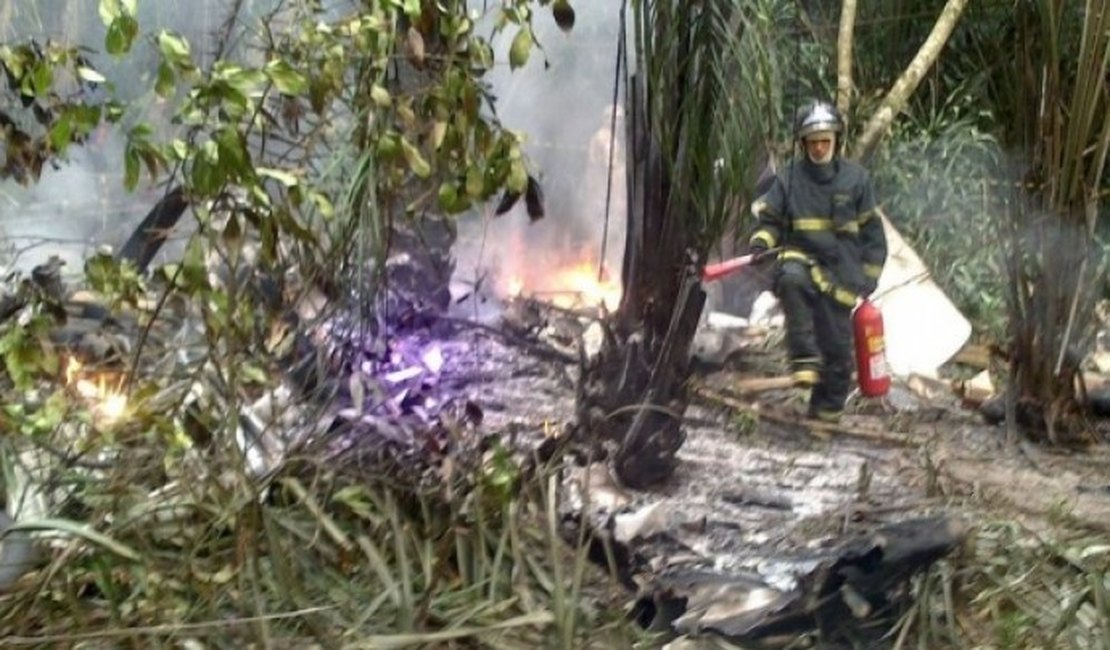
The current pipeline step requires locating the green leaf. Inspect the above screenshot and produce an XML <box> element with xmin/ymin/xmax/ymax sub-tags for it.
<box><xmin>157</xmin><ymin>30</ymin><xmax>191</xmax><ymax>65</ymax></box>
<box><xmin>431</xmin><ymin>121</ymin><xmax>447</xmax><ymax>150</ymax></box>
<box><xmin>124</xmin><ymin>147</ymin><xmax>140</xmax><ymax>190</ymax></box>
<box><xmin>437</xmin><ymin>182</ymin><xmax>458</xmax><ymax>211</ymax></box>
<box><xmin>377</xmin><ymin>132</ymin><xmax>401</xmax><ymax>159</ymax></box>
<box><xmin>105</xmin><ymin>15</ymin><xmax>138</xmax><ymax>56</ymax></box>
<box><xmin>465</xmin><ymin>165</ymin><xmax>484</xmax><ymax>198</ymax></box>
<box><xmin>509</xmin><ymin>26</ymin><xmax>533</xmax><ymax>69</ymax></box>
<box><xmin>31</xmin><ymin>61</ymin><xmax>53</xmax><ymax>96</ymax></box>
<box><xmin>49</xmin><ymin>116</ymin><xmax>72</xmax><ymax>154</ymax></box>
<box><xmin>168</xmin><ymin>138</ymin><xmax>189</xmax><ymax>161</ymax></box>
<box><xmin>190</xmin><ymin>141</ymin><xmax>220</xmax><ymax>196</ymax></box>
<box><xmin>307</xmin><ymin>190</ymin><xmax>334</xmax><ymax>219</ymax></box>
<box><xmin>370</xmin><ymin>84</ymin><xmax>392</xmax><ymax>108</ymax></box>
<box><xmin>155</xmin><ymin>61</ymin><xmax>175</xmax><ymax>98</ymax></box>
<box><xmin>216</xmin><ymin>128</ymin><xmax>249</xmax><ymax>179</ymax></box>
<box><xmin>401</xmin><ymin>138</ymin><xmax>431</xmax><ymax>178</ymax></box>
<box><xmin>257</xmin><ymin>166</ymin><xmax>299</xmax><ymax>187</ymax></box>
<box><xmin>265</xmin><ymin>59</ymin><xmax>308</xmax><ymax>96</ymax></box>
<box><xmin>507</xmin><ymin>160</ymin><xmax>527</xmax><ymax>193</ymax></box>
<box><xmin>472</xmin><ymin>41</ymin><xmax>494</xmax><ymax>71</ymax></box>
<box><xmin>98</xmin><ymin>0</ymin><xmax>122</xmax><ymax>24</ymax></box>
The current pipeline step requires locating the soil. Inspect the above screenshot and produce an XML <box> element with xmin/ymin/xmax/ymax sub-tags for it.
<box><xmin>426</xmin><ymin>305</ymin><xmax>1110</xmax><ymax>645</ymax></box>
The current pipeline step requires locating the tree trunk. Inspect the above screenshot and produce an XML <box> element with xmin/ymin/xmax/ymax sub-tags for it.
<box><xmin>850</xmin><ymin>0</ymin><xmax>969</xmax><ymax>161</ymax></box>
<box><xmin>574</xmin><ymin>72</ymin><xmax>705</xmax><ymax>490</ymax></box>
<box><xmin>835</xmin><ymin>0</ymin><xmax>858</xmax><ymax>120</ymax></box>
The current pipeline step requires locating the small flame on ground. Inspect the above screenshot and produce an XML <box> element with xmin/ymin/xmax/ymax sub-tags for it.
<box><xmin>66</xmin><ymin>356</ymin><xmax>128</xmax><ymax>426</ymax></box>
<box><xmin>495</xmin><ymin>236</ymin><xmax>622</xmax><ymax>310</ymax></box>
<box><xmin>546</xmin><ymin>261</ymin><xmax>621</xmax><ymax>311</ymax></box>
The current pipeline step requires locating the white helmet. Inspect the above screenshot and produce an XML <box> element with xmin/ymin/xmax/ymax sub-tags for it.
<box><xmin>795</xmin><ymin>101</ymin><xmax>843</xmax><ymax>140</ymax></box>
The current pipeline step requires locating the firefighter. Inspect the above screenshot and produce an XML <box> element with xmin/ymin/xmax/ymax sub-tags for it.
<box><xmin>748</xmin><ymin>100</ymin><xmax>887</xmax><ymax>422</ymax></box>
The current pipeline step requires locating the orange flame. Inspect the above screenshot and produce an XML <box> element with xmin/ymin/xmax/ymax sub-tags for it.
<box><xmin>504</xmin><ymin>259</ymin><xmax>621</xmax><ymax>311</ymax></box>
<box><xmin>65</xmin><ymin>355</ymin><xmax>128</xmax><ymax>426</ymax></box>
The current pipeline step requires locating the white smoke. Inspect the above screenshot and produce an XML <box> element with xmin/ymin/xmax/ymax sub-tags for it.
<box><xmin>453</xmin><ymin>1</ymin><xmax>628</xmax><ymax>305</ymax></box>
<box><xmin>0</xmin><ymin>1</ymin><xmax>275</xmax><ymax>276</ymax></box>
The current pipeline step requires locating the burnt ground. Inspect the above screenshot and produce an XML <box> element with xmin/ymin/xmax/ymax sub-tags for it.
<box><xmin>421</xmin><ymin>305</ymin><xmax>1110</xmax><ymax>647</ymax></box>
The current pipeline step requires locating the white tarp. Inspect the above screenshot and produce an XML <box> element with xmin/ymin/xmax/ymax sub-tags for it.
<box><xmin>872</xmin><ymin>213</ymin><xmax>972</xmax><ymax>377</ymax></box>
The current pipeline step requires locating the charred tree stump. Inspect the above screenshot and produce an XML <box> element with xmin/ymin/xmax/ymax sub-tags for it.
<box><xmin>574</xmin><ymin>73</ymin><xmax>705</xmax><ymax>489</ymax></box>
<box><xmin>116</xmin><ymin>186</ymin><xmax>189</xmax><ymax>273</ymax></box>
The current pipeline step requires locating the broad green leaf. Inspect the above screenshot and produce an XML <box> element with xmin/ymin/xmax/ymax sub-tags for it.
<box><xmin>257</xmin><ymin>166</ymin><xmax>300</xmax><ymax>187</ymax></box>
<box><xmin>168</xmin><ymin>138</ymin><xmax>189</xmax><ymax>161</ymax></box>
<box><xmin>155</xmin><ymin>61</ymin><xmax>175</xmax><ymax>98</ymax></box>
<box><xmin>396</xmin><ymin>101</ymin><xmax>416</xmax><ymax>128</ymax></box>
<box><xmin>509</xmin><ymin>26</ymin><xmax>533</xmax><ymax>69</ymax></box>
<box><xmin>431</xmin><ymin>121</ymin><xmax>447</xmax><ymax>150</ymax></box>
<box><xmin>465</xmin><ymin>165</ymin><xmax>484</xmax><ymax>198</ymax></box>
<box><xmin>190</xmin><ymin>141</ymin><xmax>220</xmax><ymax>196</ymax></box>
<box><xmin>97</xmin><ymin>0</ymin><xmax>122</xmax><ymax>24</ymax></box>
<box><xmin>225</xmin><ymin>68</ymin><xmax>268</xmax><ymax>95</ymax></box>
<box><xmin>370</xmin><ymin>84</ymin><xmax>392</xmax><ymax>107</ymax></box>
<box><xmin>31</xmin><ymin>61</ymin><xmax>52</xmax><ymax>96</ymax></box>
<box><xmin>508</xmin><ymin>159</ymin><xmax>527</xmax><ymax>193</ymax></box>
<box><xmin>157</xmin><ymin>30</ymin><xmax>191</xmax><ymax>64</ymax></box>
<box><xmin>265</xmin><ymin>59</ymin><xmax>308</xmax><ymax>96</ymax></box>
<box><xmin>437</xmin><ymin>182</ymin><xmax>458</xmax><ymax>211</ymax></box>
<box><xmin>377</xmin><ymin>132</ymin><xmax>401</xmax><ymax>159</ymax></box>
<box><xmin>401</xmin><ymin>138</ymin><xmax>431</xmax><ymax>178</ymax></box>
<box><xmin>216</xmin><ymin>128</ymin><xmax>249</xmax><ymax>182</ymax></box>
<box><xmin>472</xmin><ymin>41</ymin><xmax>494</xmax><ymax>71</ymax></box>
<box><xmin>105</xmin><ymin>15</ymin><xmax>138</xmax><ymax>56</ymax></box>
<box><xmin>49</xmin><ymin>116</ymin><xmax>72</xmax><ymax>153</ymax></box>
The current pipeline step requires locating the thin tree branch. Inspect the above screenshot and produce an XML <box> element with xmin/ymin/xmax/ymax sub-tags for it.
<box><xmin>836</xmin><ymin>0</ymin><xmax>858</xmax><ymax>119</ymax></box>
<box><xmin>850</xmin><ymin>0</ymin><xmax>970</xmax><ymax>161</ymax></box>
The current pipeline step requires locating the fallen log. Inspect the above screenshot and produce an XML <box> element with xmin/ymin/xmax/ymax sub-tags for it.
<box><xmin>694</xmin><ymin>385</ymin><xmax>919</xmax><ymax>446</ymax></box>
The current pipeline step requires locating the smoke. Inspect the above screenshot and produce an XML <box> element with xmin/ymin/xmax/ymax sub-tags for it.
<box><xmin>0</xmin><ymin>1</ymin><xmax>275</xmax><ymax>276</ymax></box>
<box><xmin>2</xmin><ymin>0</ymin><xmax>629</xmax><ymax>306</ymax></box>
<box><xmin>453</xmin><ymin>1</ymin><xmax>628</xmax><ymax>306</ymax></box>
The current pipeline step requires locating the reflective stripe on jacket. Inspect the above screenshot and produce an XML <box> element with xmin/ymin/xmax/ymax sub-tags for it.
<box><xmin>749</xmin><ymin>158</ymin><xmax>887</xmax><ymax>299</ymax></box>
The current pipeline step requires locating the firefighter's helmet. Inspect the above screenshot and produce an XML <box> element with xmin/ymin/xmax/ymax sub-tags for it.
<box><xmin>794</xmin><ymin>101</ymin><xmax>843</xmax><ymax>140</ymax></box>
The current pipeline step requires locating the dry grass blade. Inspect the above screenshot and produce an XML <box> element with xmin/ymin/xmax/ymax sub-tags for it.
<box><xmin>351</xmin><ymin>610</ymin><xmax>555</xmax><ymax>648</ymax></box>
<box><xmin>902</xmin><ymin>519</ymin><xmax>1110</xmax><ymax>648</ymax></box>
<box><xmin>3</xmin><ymin>517</ymin><xmax>140</xmax><ymax>561</ymax></box>
<box><xmin>0</xmin><ymin>606</ymin><xmax>337</xmax><ymax>646</ymax></box>
<box><xmin>280</xmin><ymin>477</ymin><xmax>354</xmax><ymax>551</ymax></box>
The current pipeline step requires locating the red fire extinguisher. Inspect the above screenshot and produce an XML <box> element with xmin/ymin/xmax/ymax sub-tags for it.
<box><xmin>853</xmin><ymin>299</ymin><xmax>891</xmax><ymax>397</ymax></box>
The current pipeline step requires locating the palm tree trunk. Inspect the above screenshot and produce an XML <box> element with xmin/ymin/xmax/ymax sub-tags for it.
<box><xmin>572</xmin><ymin>1</ymin><xmax>776</xmax><ymax>488</ymax></box>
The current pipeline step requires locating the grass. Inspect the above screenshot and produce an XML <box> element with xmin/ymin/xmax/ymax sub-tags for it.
<box><xmin>887</xmin><ymin>512</ymin><xmax>1110</xmax><ymax>649</ymax></box>
<box><xmin>0</xmin><ymin>416</ymin><xmax>647</xmax><ymax>648</ymax></box>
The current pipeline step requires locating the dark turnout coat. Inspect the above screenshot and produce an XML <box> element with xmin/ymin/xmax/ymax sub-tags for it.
<box><xmin>749</xmin><ymin>158</ymin><xmax>887</xmax><ymax>306</ymax></box>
